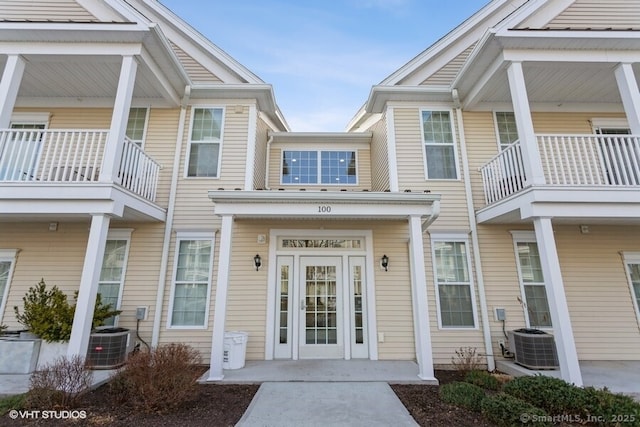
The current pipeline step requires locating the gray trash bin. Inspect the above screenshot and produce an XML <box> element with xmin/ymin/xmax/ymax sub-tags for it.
<box><xmin>223</xmin><ymin>331</ymin><xmax>248</xmax><ymax>369</ymax></box>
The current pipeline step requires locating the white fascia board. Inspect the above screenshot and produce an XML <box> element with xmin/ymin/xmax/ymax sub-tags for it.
<box><xmin>513</xmin><ymin>0</ymin><xmax>577</xmax><ymax>29</ymax></box>
<box><xmin>208</xmin><ymin>190</ymin><xmax>440</xmax><ymax>204</ymax></box>
<box><xmin>381</xmin><ymin>0</ymin><xmax>517</xmax><ymax>86</ymax></box>
<box><xmin>502</xmin><ymin>46</ymin><xmax>640</xmax><ymax>63</ymax></box>
<box><xmin>135</xmin><ymin>0</ymin><xmax>263</xmax><ymax>84</ymax></box>
<box><xmin>0</xmin><ymin>41</ymin><xmax>143</xmax><ymax>56</ymax></box>
<box><xmin>492</xmin><ymin>0</ymin><xmax>548</xmax><ymax>33</ymax></box>
<box><xmin>83</xmin><ymin>0</ymin><xmax>150</xmax><ymax>26</ymax></box>
<box><xmin>366</xmin><ymin>86</ymin><xmax>453</xmax><ymax>114</ymax></box>
<box><xmin>269</xmin><ymin>132</ymin><xmax>372</xmax><ymax>145</ymax></box>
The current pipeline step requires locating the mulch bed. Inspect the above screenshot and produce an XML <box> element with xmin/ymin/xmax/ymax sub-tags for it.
<box><xmin>4</xmin><ymin>369</ymin><xmax>499</xmax><ymax>427</ymax></box>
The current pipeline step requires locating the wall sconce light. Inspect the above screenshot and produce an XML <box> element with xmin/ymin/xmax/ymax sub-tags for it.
<box><xmin>381</xmin><ymin>254</ymin><xmax>389</xmax><ymax>272</ymax></box>
<box><xmin>254</xmin><ymin>254</ymin><xmax>262</xmax><ymax>271</ymax></box>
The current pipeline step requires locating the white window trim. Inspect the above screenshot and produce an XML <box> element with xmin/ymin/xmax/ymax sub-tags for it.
<box><xmin>621</xmin><ymin>252</ymin><xmax>640</xmax><ymax>329</ymax></box>
<box><xmin>99</xmin><ymin>229</ymin><xmax>133</xmax><ymax>326</ymax></box>
<box><xmin>511</xmin><ymin>231</ymin><xmax>552</xmax><ymax>330</ymax></box>
<box><xmin>419</xmin><ymin>108</ymin><xmax>460</xmax><ymax>181</ymax></box>
<box><xmin>127</xmin><ymin>107</ymin><xmax>150</xmax><ymax>149</ymax></box>
<box><xmin>591</xmin><ymin>118</ymin><xmax>630</xmax><ymax>133</ymax></box>
<box><xmin>493</xmin><ymin>111</ymin><xmax>518</xmax><ymax>151</ymax></box>
<box><xmin>0</xmin><ymin>249</ymin><xmax>18</xmax><ymax>325</ymax></box>
<box><xmin>167</xmin><ymin>231</ymin><xmax>216</xmax><ymax>330</ymax></box>
<box><xmin>10</xmin><ymin>112</ymin><xmax>50</xmax><ymax>126</ymax></box>
<box><xmin>430</xmin><ymin>233</ymin><xmax>478</xmax><ymax>330</ymax></box>
<box><xmin>184</xmin><ymin>106</ymin><xmax>225</xmax><ymax>179</ymax></box>
<box><xmin>279</xmin><ymin>149</ymin><xmax>359</xmax><ymax>186</ymax></box>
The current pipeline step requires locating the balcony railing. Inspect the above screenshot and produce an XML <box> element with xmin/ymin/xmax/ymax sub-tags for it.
<box><xmin>0</xmin><ymin>129</ymin><xmax>160</xmax><ymax>202</ymax></box>
<box><xmin>480</xmin><ymin>134</ymin><xmax>640</xmax><ymax>205</ymax></box>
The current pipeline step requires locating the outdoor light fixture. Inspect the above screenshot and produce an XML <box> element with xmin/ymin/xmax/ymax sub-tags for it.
<box><xmin>381</xmin><ymin>254</ymin><xmax>389</xmax><ymax>272</ymax></box>
<box><xmin>254</xmin><ymin>254</ymin><xmax>262</xmax><ymax>271</ymax></box>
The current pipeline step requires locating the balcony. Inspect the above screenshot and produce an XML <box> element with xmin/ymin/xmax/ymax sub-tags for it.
<box><xmin>0</xmin><ymin>129</ymin><xmax>164</xmax><ymax>222</ymax></box>
<box><xmin>478</xmin><ymin>134</ymin><xmax>640</xmax><ymax>224</ymax></box>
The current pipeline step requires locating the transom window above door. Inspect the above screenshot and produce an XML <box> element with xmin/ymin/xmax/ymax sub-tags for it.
<box><xmin>281</xmin><ymin>150</ymin><xmax>357</xmax><ymax>185</ymax></box>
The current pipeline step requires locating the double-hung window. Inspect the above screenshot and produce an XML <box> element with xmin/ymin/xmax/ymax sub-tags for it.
<box><xmin>513</xmin><ymin>233</ymin><xmax>552</xmax><ymax>328</ymax></box>
<box><xmin>432</xmin><ymin>236</ymin><xmax>476</xmax><ymax>328</ymax></box>
<box><xmin>187</xmin><ymin>107</ymin><xmax>224</xmax><ymax>177</ymax></box>
<box><xmin>622</xmin><ymin>253</ymin><xmax>640</xmax><ymax>326</ymax></box>
<box><xmin>281</xmin><ymin>150</ymin><xmax>357</xmax><ymax>185</ymax></box>
<box><xmin>421</xmin><ymin>110</ymin><xmax>457</xmax><ymax>179</ymax></box>
<box><xmin>494</xmin><ymin>112</ymin><xmax>519</xmax><ymax>150</ymax></box>
<box><xmin>169</xmin><ymin>233</ymin><xmax>214</xmax><ymax>328</ymax></box>
<box><xmin>126</xmin><ymin>107</ymin><xmax>149</xmax><ymax>148</ymax></box>
<box><xmin>0</xmin><ymin>250</ymin><xmax>17</xmax><ymax>323</ymax></box>
<box><xmin>97</xmin><ymin>230</ymin><xmax>132</xmax><ymax>326</ymax></box>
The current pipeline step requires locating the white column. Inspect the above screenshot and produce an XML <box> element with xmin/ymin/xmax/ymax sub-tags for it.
<box><xmin>100</xmin><ymin>55</ymin><xmax>138</xmax><ymax>182</ymax></box>
<box><xmin>386</xmin><ymin>106</ymin><xmax>400</xmax><ymax>192</ymax></box>
<box><xmin>615</xmin><ymin>63</ymin><xmax>640</xmax><ymax>135</ymax></box>
<box><xmin>533</xmin><ymin>217</ymin><xmax>582</xmax><ymax>386</ymax></box>
<box><xmin>67</xmin><ymin>214</ymin><xmax>111</xmax><ymax>358</ymax></box>
<box><xmin>243</xmin><ymin>104</ymin><xmax>257</xmax><ymax>190</ymax></box>
<box><xmin>208</xmin><ymin>215</ymin><xmax>234</xmax><ymax>381</ymax></box>
<box><xmin>408</xmin><ymin>215</ymin><xmax>436</xmax><ymax>381</ymax></box>
<box><xmin>506</xmin><ymin>61</ymin><xmax>546</xmax><ymax>185</ymax></box>
<box><xmin>0</xmin><ymin>55</ymin><xmax>26</xmax><ymax>128</ymax></box>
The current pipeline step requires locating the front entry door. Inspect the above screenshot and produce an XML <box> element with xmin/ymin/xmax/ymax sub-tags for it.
<box><xmin>299</xmin><ymin>256</ymin><xmax>343</xmax><ymax>359</ymax></box>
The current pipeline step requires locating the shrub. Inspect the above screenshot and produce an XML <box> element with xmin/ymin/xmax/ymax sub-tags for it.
<box><xmin>13</xmin><ymin>279</ymin><xmax>121</xmax><ymax>342</ymax></box>
<box><xmin>502</xmin><ymin>375</ymin><xmax>587</xmax><ymax>415</ymax></box>
<box><xmin>464</xmin><ymin>370</ymin><xmax>501</xmax><ymax>391</ymax></box>
<box><xmin>481</xmin><ymin>392</ymin><xmax>551</xmax><ymax>427</ymax></box>
<box><xmin>110</xmin><ymin>343</ymin><xmax>201</xmax><ymax>413</ymax></box>
<box><xmin>439</xmin><ymin>381</ymin><xmax>486</xmax><ymax>412</ymax></box>
<box><xmin>26</xmin><ymin>355</ymin><xmax>93</xmax><ymax>409</ymax></box>
<box><xmin>451</xmin><ymin>346</ymin><xmax>484</xmax><ymax>372</ymax></box>
<box><xmin>580</xmin><ymin>387</ymin><xmax>640</xmax><ymax>427</ymax></box>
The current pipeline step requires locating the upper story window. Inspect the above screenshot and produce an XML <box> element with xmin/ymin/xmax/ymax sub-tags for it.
<box><xmin>421</xmin><ymin>110</ymin><xmax>458</xmax><ymax>179</ymax></box>
<box><xmin>126</xmin><ymin>107</ymin><xmax>149</xmax><ymax>147</ymax></box>
<box><xmin>495</xmin><ymin>112</ymin><xmax>518</xmax><ymax>150</ymax></box>
<box><xmin>187</xmin><ymin>107</ymin><xmax>224</xmax><ymax>178</ymax></box>
<box><xmin>281</xmin><ymin>150</ymin><xmax>357</xmax><ymax>185</ymax></box>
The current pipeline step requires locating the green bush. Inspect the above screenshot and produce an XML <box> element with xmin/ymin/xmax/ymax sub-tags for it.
<box><xmin>464</xmin><ymin>370</ymin><xmax>501</xmax><ymax>391</ymax></box>
<box><xmin>439</xmin><ymin>381</ymin><xmax>486</xmax><ymax>412</ymax></box>
<box><xmin>481</xmin><ymin>393</ymin><xmax>551</xmax><ymax>427</ymax></box>
<box><xmin>109</xmin><ymin>343</ymin><xmax>202</xmax><ymax>413</ymax></box>
<box><xmin>580</xmin><ymin>387</ymin><xmax>640</xmax><ymax>427</ymax></box>
<box><xmin>13</xmin><ymin>279</ymin><xmax>121</xmax><ymax>342</ymax></box>
<box><xmin>502</xmin><ymin>375</ymin><xmax>586</xmax><ymax>415</ymax></box>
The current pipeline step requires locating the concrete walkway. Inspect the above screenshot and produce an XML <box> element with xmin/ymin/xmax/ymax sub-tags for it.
<box><xmin>236</xmin><ymin>382</ymin><xmax>418</xmax><ymax>427</ymax></box>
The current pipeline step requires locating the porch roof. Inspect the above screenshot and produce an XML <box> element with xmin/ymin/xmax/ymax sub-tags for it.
<box><xmin>208</xmin><ymin>190</ymin><xmax>441</xmax><ymax>229</ymax></box>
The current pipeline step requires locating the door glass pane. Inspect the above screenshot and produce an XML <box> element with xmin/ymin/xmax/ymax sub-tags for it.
<box><xmin>278</xmin><ymin>264</ymin><xmax>289</xmax><ymax>344</ymax></box>
<box><xmin>628</xmin><ymin>264</ymin><xmax>640</xmax><ymax>315</ymax></box>
<box><xmin>305</xmin><ymin>265</ymin><xmax>337</xmax><ymax>345</ymax></box>
<box><xmin>352</xmin><ymin>265</ymin><xmax>364</xmax><ymax>344</ymax></box>
<box><xmin>98</xmin><ymin>239</ymin><xmax>128</xmax><ymax>326</ymax></box>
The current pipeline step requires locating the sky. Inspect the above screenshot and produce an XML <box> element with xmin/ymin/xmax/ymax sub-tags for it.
<box><xmin>160</xmin><ymin>0</ymin><xmax>489</xmax><ymax>131</ymax></box>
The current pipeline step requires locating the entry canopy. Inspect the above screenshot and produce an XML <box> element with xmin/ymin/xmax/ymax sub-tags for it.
<box><xmin>208</xmin><ymin>190</ymin><xmax>441</xmax><ymax>230</ymax></box>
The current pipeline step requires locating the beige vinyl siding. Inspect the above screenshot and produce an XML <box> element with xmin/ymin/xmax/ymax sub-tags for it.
<box><xmin>172</xmin><ymin>106</ymin><xmax>249</xmax><ymax>227</ymax></box>
<box><xmin>0</xmin><ymin>222</ymin><xmax>165</xmax><ymax>345</ymax></box>
<box><xmin>0</xmin><ymin>0</ymin><xmax>98</xmax><ymax>21</ymax></box>
<box><xmin>421</xmin><ymin>44</ymin><xmax>476</xmax><ymax>87</ymax></box>
<box><xmin>169</xmin><ymin>42</ymin><xmax>223</xmax><ymax>84</ymax></box>
<box><xmin>368</xmin><ymin>113</ymin><xmax>391</xmax><ymax>192</ymax></box>
<box><xmin>544</xmin><ymin>0</ymin><xmax>640</xmax><ymax>30</ymax></box>
<box><xmin>267</xmin><ymin>144</ymin><xmax>372</xmax><ymax>191</ymax></box>
<box><xmin>394</xmin><ymin>107</ymin><xmax>470</xmax><ymax>229</ymax></box>
<box><xmin>478</xmin><ymin>224</ymin><xmax>640</xmax><ymax>361</ymax></box>
<box><xmin>253</xmin><ymin>117</ymin><xmax>270</xmax><ymax>190</ymax></box>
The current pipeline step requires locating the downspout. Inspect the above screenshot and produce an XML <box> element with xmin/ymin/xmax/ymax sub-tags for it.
<box><xmin>454</xmin><ymin>98</ymin><xmax>495</xmax><ymax>371</ymax></box>
<box><xmin>264</xmin><ymin>133</ymin><xmax>274</xmax><ymax>190</ymax></box>
<box><xmin>152</xmin><ymin>86</ymin><xmax>190</xmax><ymax>346</ymax></box>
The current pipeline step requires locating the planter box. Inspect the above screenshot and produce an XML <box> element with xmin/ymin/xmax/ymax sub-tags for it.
<box><xmin>0</xmin><ymin>337</ymin><xmax>41</xmax><ymax>374</ymax></box>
